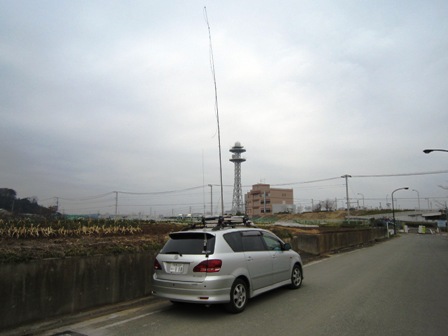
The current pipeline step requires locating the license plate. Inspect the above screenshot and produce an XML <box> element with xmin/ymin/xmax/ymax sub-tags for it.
<box><xmin>169</xmin><ymin>263</ymin><xmax>184</xmax><ymax>274</ymax></box>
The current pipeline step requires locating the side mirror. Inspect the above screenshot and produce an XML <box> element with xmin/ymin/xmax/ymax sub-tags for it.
<box><xmin>283</xmin><ymin>243</ymin><xmax>291</xmax><ymax>250</ymax></box>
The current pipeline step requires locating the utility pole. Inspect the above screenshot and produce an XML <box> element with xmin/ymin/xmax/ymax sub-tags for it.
<box><xmin>114</xmin><ymin>191</ymin><xmax>118</xmax><ymax>218</ymax></box>
<box><xmin>263</xmin><ymin>192</ymin><xmax>267</xmax><ymax>214</ymax></box>
<box><xmin>341</xmin><ymin>175</ymin><xmax>352</xmax><ymax>219</ymax></box>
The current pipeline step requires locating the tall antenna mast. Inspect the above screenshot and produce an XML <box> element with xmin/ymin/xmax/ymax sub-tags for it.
<box><xmin>204</xmin><ymin>7</ymin><xmax>225</xmax><ymax>216</ymax></box>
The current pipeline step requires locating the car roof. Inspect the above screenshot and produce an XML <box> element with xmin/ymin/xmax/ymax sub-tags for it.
<box><xmin>177</xmin><ymin>226</ymin><xmax>262</xmax><ymax>233</ymax></box>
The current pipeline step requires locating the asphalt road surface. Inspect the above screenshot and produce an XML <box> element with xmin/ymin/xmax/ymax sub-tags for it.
<box><xmin>33</xmin><ymin>234</ymin><xmax>448</xmax><ymax>336</ymax></box>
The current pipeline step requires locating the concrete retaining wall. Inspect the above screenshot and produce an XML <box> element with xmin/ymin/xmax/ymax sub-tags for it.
<box><xmin>0</xmin><ymin>252</ymin><xmax>156</xmax><ymax>331</ymax></box>
<box><xmin>291</xmin><ymin>228</ymin><xmax>387</xmax><ymax>255</ymax></box>
<box><xmin>0</xmin><ymin>228</ymin><xmax>387</xmax><ymax>331</ymax></box>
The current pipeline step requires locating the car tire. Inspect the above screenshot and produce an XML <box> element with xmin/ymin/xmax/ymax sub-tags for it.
<box><xmin>225</xmin><ymin>278</ymin><xmax>248</xmax><ymax>313</ymax></box>
<box><xmin>170</xmin><ymin>300</ymin><xmax>185</xmax><ymax>305</ymax></box>
<box><xmin>289</xmin><ymin>264</ymin><xmax>303</xmax><ymax>289</ymax></box>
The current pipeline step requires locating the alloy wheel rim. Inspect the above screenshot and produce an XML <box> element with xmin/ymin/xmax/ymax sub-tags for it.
<box><xmin>234</xmin><ymin>284</ymin><xmax>246</xmax><ymax>308</ymax></box>
<box><xmin>293</xmin><ymin>268</ymin><xmax>302</xmax><ymax>286</ymax></box>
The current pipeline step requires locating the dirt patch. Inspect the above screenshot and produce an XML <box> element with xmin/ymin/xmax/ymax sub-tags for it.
<box><xmin>274</xmin><ymin>209</ymin><xmax>385</xmax><ymax>222</ymax></box>
<box><xmin>0</xmin><ymin>235</ymin><xmax>162</xmax><ymax>263</ymax></box>
<box><xmin>277</xmin><ymin>212</ymin><xmax>347</xmax><ymax>221</ymax></box>
<box><xmin>0</xmin><ymin>223</ymin><xmax>185</xmax><ymax>263</ymax></box>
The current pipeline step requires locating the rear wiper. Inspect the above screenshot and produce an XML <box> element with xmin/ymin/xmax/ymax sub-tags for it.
<box><xmin>165</xmin><ymin>251</ymin><xmax>183</xmax><ymax>256</ymax></box>
<box><xmin>203</xmin><ymin>233</ymin><xmax>209</xmax><ymax>257</ymax></box>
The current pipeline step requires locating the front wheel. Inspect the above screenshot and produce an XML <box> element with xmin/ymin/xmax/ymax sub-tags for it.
<box><xmin>289</xmin><ymin>264</ymin><xmax>303</xmax><ymax>289</ymax></box>
<box><xmin>225</xmin><ymin>278</ymin><xmax>248</xmax><ymax>313</ymax></box>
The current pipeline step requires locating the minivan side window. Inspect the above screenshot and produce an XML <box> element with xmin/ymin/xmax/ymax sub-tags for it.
<box><xmin>223</xmin><ymin>232</ymin><xmax>244</xmax><ymax>252</ymax></box>
<box><xmin>262</xmin><ymin>234</ymin><xmax>282</xmax><ymax>251</ymax></box>
<box><xmin>224</xmin><ymin>231</ymin><xmax>268</xmax><ymax>252</ymax></box>
<box><xmin>241</xmin><ymin>231</ymin><xmax>266</xmax><ymax>252</ymax></box>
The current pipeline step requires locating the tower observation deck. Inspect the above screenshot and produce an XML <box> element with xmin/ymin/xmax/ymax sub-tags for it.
<box><xmin>229</xmin><ymin>142</ymin><xmax>246</xmax><ymax>214</ymax></box>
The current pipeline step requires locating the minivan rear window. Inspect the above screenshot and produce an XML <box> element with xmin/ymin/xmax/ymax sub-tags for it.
<box><xmin>160</xmin><ymin>232</ymin><xmax>215</xmax><ymax>255</ymax></box>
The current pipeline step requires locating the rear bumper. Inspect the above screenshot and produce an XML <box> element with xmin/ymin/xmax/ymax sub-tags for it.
<box><xmin>152</xmin><ymin>274</ymin><xmax>235</xmax><ymax>304</ymax></box>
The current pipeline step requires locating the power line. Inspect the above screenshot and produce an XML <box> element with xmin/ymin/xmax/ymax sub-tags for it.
<box><xmin>46</xmin><ymin>169</ymin><xmax>448</xmax><ymax>214</ymax></box>
<box><xmin>54</xmin><ymin>169</ymin><xmax>448</xmax><ymax>204</ymax></box>
<box><xmin>116</xmin><ymin>186</ymin><xmax>205</xmax><ymax>195</ymax></box>
<box><xmin>268</xmin><ymin>177</ymin><xmax>342</xmax><ymax>187</ymax></box>
<box><xmin>58</xmin><ymin>192</ymin><xmax>115</xmax><ymax>201</ymax></box>
<box><xmin>352</xmin><ymin>170</ymin><xmax>448</xmax><ymax>178</ymax></box>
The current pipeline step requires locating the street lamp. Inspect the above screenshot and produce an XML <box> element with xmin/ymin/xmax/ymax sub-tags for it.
<box><xmin>357</xmin><ymin>193</ymin><xmax>365</xmax><ymax>209</ymax></box>
<box><xmin>412</xmin><ymin>189</ymin><xmax>420</xmax><ymax>211</ymax></box>
<box><xmin>423</xmin><ymin>149</ymin><xmax>448</xmax><ymax>154</ymax></box>
<box><xmin>423</xmin><ymin>148</ymin><xmax>448</xmax><ymax>231</ymax></box>
<box><xmin>208</xmin><ymin>184</ymin><xmax>213</xmax><ymax>216</ymax></box>
<box><xmin>392</xmin><ymin>187</ymin><xmax>409</xmax><ymax>235</ymax></box>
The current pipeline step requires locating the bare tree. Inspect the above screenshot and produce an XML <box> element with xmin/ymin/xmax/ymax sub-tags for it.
<box><xmin>322</xmin><ymin>199</ymin><xmax>336</xmax><ymax>211</ymax></box>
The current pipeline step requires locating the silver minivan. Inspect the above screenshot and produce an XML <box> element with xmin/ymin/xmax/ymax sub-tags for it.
<box><xmin>152</xmin><ymin>225</ymin><xmax>303</xmax><ymax>313</ymax></box>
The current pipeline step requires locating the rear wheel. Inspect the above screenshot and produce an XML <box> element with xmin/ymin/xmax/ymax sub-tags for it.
<box><xmin>289</xmin><ymin>264</ymin><xmax>303</xmax><ymax>289</ymax></box>
<box><xmin>225</xmin><ymin>278</ymin><xmax>248</xmax><ymax>313</ymax></box>
<box><xmin>170</xmin><ymin>300</ymin><xmax>186</xmax><ymax>305</ymax></box>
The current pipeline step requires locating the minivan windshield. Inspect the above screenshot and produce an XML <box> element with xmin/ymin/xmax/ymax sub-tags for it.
<box><xmin>160</xmin><ymin>232</ymin><xmax>215</xmax><ymax>255</ymax></box>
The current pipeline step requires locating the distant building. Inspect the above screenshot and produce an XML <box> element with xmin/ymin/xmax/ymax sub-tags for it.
<box><xmin>245</xmin><ymin>183</ymin><xmax>294</xmax><ymax>216</ymax></box>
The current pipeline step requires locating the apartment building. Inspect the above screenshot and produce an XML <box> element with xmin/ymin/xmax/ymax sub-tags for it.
<box><xmin>245</xmin><ymin>183</ymin><xmax>294</xmax><ymax>216</ymax></box>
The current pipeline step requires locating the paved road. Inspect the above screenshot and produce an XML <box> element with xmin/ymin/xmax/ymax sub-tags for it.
<box><xmin>38</xmin><ymin>234</ymin><xmax>448</xmax><ymax>336</ymax></box>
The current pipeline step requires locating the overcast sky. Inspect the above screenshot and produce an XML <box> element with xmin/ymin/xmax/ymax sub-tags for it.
<box><xmin>1</xmin><ymin>0</ymin><xmax>448</xmax><ymax>216</ymax></box>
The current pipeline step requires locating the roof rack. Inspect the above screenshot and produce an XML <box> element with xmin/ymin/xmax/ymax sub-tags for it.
<box><xmin>182</xmin><ymin>215</ymin><xmax>256</xmax><ymax>231</ymax></box>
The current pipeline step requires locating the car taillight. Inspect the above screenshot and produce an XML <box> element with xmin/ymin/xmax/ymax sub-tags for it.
<box><xmin>154</xmin><ymin>258</ymin><xmax>162</xmax><ymax>270</ymax></box>
<box><xmin>193</xmin><ymin>259</ymin><xmax>222</xmax><ymax>273</ymax></box>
